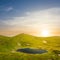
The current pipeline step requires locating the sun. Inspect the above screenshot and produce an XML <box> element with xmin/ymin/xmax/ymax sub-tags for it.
<box><xmin>41</xmin><ymin>30</ymin><xmax>49</xmax><ymax>37</ymax></box>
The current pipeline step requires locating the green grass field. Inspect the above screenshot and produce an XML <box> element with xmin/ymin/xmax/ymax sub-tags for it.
<box><xmin>0</xmin><ymin>33</ymin><xmax>60</xmax><ymax>60</ymax></box>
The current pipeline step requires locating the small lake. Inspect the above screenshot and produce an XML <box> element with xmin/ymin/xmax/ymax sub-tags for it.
<box><xmin>17</xmin><ymin>48</ymin><xmax>48</xmax><ymax>54</ymax></box>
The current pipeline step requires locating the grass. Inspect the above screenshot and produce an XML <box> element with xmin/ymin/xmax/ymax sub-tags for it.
<box><xmin>0</xmin><ymin>33</ymin><xmax>60</xmax><ymax>60</ymax></box>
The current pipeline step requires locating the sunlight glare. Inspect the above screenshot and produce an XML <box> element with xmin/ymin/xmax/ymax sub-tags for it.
<box><xmin>41</xmin><ymin>30</ymin><xmax>49</xmax><ymax>37</ymax></box>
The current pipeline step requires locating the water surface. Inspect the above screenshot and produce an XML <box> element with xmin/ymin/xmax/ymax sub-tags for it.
<box><xmin>17</xmin><ymin>48</ymin><xmax>48</xmax><ymax>54</ymax></box>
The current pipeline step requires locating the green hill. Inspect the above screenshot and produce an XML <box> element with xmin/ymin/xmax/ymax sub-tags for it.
<box><xmin>10</xmin><ymin>33</ymin><xmax>60</xmax><ymax>50</ymax></box>
<box><xmin>0</xmin><ymin>33</ymin><xmax>60</xmax><ymax>60</ymax></box>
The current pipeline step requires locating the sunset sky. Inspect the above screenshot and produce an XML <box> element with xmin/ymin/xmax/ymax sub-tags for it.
<box><xmin>0</xmin><ymin>0</ymin><xmax>60</xmax><ymax>36</ymax></box>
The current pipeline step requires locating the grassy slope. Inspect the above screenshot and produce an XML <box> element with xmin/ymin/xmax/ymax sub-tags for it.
<box><xmin>0</xmin><ymin>34</ymin><xmax>60</xmax><ymax>60</ymax></box>
<box><xmin>0</xmin><ymin>35</ymin><xmax>12</xmax><ymax>52</ymax></box>
<box><xmin>10</xmin><ymin>34</ymin><xmax>60</xmax><ymax>50</ymax></box>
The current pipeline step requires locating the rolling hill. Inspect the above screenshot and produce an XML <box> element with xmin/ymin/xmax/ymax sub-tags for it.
<box><xmin>0</xmin><ymin>33</ymin><xmax>60</xmax><ymax>60</ymax></box>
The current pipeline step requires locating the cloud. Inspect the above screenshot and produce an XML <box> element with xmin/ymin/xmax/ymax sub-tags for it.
<box><xmin>0</xmin><ymin>7</ymin><xmax>60</xmax><ymax>35</ymax></box>
<box><xmin>5</xmin><ymin>7</ymin><xmax>13</xmax><ymax>12</ymax></box>
<box><xmin>26</xmin><ymin>12</ymin><xmax>31</xmax><ymax>15</ymax></box>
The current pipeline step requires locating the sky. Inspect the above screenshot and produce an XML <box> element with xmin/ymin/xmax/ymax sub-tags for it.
<box><xmin>0</xmin><ymin>0</ymin><xmax>60</xmax><ymax>36</ymax></box>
